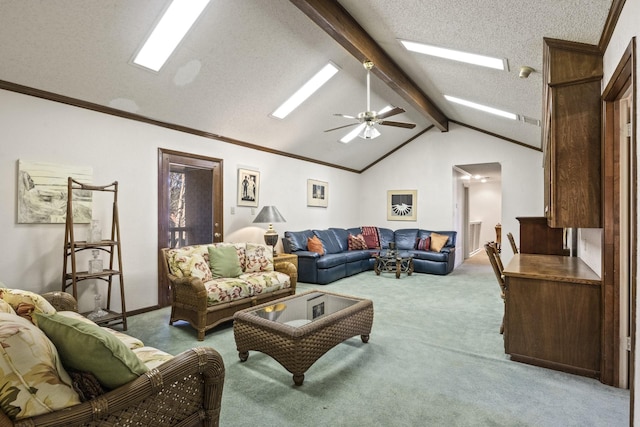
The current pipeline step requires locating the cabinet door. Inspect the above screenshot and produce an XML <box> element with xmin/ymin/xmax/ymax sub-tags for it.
<box><xmin>547</xmin><ymin>80</ymin><xmax>601</xmax><ymax>228</ymax></box>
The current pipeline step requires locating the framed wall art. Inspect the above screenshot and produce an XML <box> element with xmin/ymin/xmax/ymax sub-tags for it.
<box><xmin>17</xmin><ymin>159</ymin><xmax>93</xmax><ymax>224</ymax></box>
<box><xmin>237</xmin><ymin>168</ymin><xmax>260</xmax><ymax>207</ymax></box>
<box><xmin>387</xmin><ymin>190</ymin><xmax>417</xmax><ymax>221</ymax></box>
<box><xmin>307</xmin><ymin>179</ymin><xmax>328</xmax><ymax>207</ymax></box>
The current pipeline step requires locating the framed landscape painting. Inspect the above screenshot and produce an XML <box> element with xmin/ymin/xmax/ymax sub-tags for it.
<box><xmin>387</xmin><ymin>190</ymin><xmax>417</xmax><ymax>221</ymax></box>
<box><xmin>237</xmin><ymin>168</ymin><xmax>260</xmax><ymax>207</ymax></box>
<box><xmin>307</xmin><ymin>179</ymin><xmax>328</xmax><ymax>207</ymax></box>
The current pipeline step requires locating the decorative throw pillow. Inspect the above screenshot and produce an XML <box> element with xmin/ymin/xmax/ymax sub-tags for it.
<box><xmin>245</xmin><ymin>243</ymin><xmax>274</xmax><ymax>273</ymax></box>
<box><xmin>34</xmin><ymin>312</ymin><xmax>149</xmax><ymax>390</ymax></box>
<box><xmin>0</xmin><ymin>312</ymin><xmax>81</xmax><ymax>420</ymax></box>
<box><xmin>214</xmin><ymin>242</ymin><xmax>247</xmax><ymax>271</ymax></box>
<box><xmin>0</xmin><ymin>288</ymin><xmax>57</xmax><ymax>324</ymax></box>
<box><xmin>0</xmin><ymin>298</ymin><xmax>16</xmax><ymax>314</ymax></box>
<box><xmin>208</xmin><ymin>245</ymin><xmax>243</xmax><ymax>278</ymax></box>
<box><xmin>430</xmin><ymin>232</ymin><xmax>449</xmax><ymax>252</ymax></box>
<box><xmin>415</xmin><ymin>237</ymin><xmax>431</xmax><ymax>251</ymax></box>
<box><xmin>361</xmin><ymin>226</ymin><xmax>380</xmax><ymax>249</ymax></box>
<box><xmin>307</xmin><ymin>235</ymin><xmax>324</xmax><ymax>255</ymax></box>
<box><xmin>348</xmin><ymin>233</ymin><xmax>368</xmax><ymax>250</ymax></box>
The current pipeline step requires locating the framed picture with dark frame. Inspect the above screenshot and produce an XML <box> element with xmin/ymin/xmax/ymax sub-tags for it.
<box><xmin>237</xmin><ymin>168</ymin><xmax>260</xmax><ymax>207</ymax></box>
<box><xmin>307</xmin><ymin>179</ymin><xmax>328</xmax><ymax>207</ymax></box>
<box><xmin>387</xmin><ymin>190</ymin><xmax>417</xmax><ymax>221</ymax></box>
<box><xmin>306</xmin><ymin>294</ymin><xmax>327</xmax><ymax>320</ymax></box>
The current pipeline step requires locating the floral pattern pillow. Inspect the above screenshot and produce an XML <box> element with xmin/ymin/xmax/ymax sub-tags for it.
<box><xmin>0</xmin><ymin>312</ymin><xmax>80</xmax><ymax>420</ymax></box>
<box><xmin>245</xmin><ymin>243</ymin><xmax>274</xmax><ymax>273</ymax></box>
<box><xmin>0</xmin><ymin>288</ymin><xmax>57</xmax><ymax>324</ymax></box>
<box><xmin>166</xmin><ymin>246</ymin><xmax>213</xmax><ymax>282</ymax></box>
<box><xmin>0</xmin><ymin>298</ymin><xmax>16</xmax><ymax>315</ymax></box>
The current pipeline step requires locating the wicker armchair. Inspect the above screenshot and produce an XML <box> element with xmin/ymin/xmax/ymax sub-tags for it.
<box><xmin>0</xmin><ymin>292</ymin><xmax>225</xmax><ymax>427</ymax></box>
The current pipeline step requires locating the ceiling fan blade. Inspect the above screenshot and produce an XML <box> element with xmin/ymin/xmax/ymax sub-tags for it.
<box><xmin>379</xmin><ymin>120</ymin><xmax>416</xmax><ymax>129</ymax></box>
<box><xmin>324</xmin><ymin>123</ymin><xmax>359</xmax><ymax>132</ymax></box>
<box><xmin>376</xmin><ymin>107</ymin><xmax>405</xmax><ymax>120</ymax></box>
<box><xmin>333</xmin><ymin>113</ymin><xmax>357</xmax><ymax>119</ymax></box>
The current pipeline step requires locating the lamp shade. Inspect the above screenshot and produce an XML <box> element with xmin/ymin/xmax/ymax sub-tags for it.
<box><xmin>253</xmin><ymin>206</ymin><xmax>286</xmax><ymax>224</ymax></box>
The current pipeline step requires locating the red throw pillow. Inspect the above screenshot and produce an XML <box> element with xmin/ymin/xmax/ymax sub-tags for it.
<box><xmin>307</xmin><ymin>236</ymin><xmax>324</xmax><ymax>255</ymax></box>
<box><xmin>415</xmin><ymin>237</ymin><xmax>431</xmax><ymax>251</ymax></box>
<box><xmin>361</xmin><ymin>226</ymin><xmax>380</xmax><ymax>249</ymax></box>
<box><xmin>348</xmin><ymin>233</ymin><xmax>368</xmax><ymax>250</ymax></box>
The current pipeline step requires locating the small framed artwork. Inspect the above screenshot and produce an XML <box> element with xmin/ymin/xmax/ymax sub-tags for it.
<box><xmin>306</xmin><ymin>294</ymin><xmax>327</xmax><ymax>320</ymax></box>
<box><xmin>387</xmin><ymin>190</ymin><xmax>417</xmax><ymax>221</ymax></box>
<box><xmin>237</xmin><ymin>168</ymin><xmax>260</xmax><ymax>207</ymax></box>
<box><xmin>307</xmin><ymin>179</ymin><xmax>328</xmax><ymax>207</ymax></box>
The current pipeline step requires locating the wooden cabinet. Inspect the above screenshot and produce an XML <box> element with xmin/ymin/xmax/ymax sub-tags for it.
<box><xmin>542</xmin><ymin>38</ymin><xmax>602</xmax><ymax>228</ymax></box>
<box><xmin>517</xmin><ymin>216</ymin><xmax>568</xmax><ymax>255</ymax></box>
<box><xmin>503</xmin><ymin>254</ymin><xmax>601</xmax><ymax>378</ymax></box>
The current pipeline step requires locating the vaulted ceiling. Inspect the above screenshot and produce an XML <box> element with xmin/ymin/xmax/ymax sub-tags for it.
<box><xmin>0</xmin><ymin>0</ymin><xmax>613</xmax><ymax>172</ymax></box>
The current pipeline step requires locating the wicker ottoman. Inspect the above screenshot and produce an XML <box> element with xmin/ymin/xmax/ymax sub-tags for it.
<box><xmin>233</xmin><ymin>290</ymin><xmax>374</xmax><ymax>385</ymax></box>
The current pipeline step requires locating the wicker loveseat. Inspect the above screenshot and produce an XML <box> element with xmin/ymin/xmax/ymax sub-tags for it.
<box><xmin>161</xmin><ymin>242</ymin><xmax>297</xmax><ymax>340</ymax></box>
<box><xmin>0</xmin><ymin>288</ymin><xmax>224</xmax><ymax>427</ymax></box>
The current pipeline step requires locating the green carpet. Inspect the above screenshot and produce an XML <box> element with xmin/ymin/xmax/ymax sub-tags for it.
<box><xmin>126</xmin><ymin>257</ymin><xmax>629</xmax><ymax>426</ymax></box>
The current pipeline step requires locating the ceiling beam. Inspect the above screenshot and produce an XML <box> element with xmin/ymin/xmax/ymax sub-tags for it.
<box><xmin>291</xmin><ymin>0</ymin><xmax>448</xmax><ymax>132</ymax></box>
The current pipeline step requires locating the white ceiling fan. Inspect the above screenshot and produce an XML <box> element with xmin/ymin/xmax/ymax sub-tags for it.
<box><xmin>325</xmin><ymin>60</ymin><xmax>416</xmax><ymax>141</ymax></box>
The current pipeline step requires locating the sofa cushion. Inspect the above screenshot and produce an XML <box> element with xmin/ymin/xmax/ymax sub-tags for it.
<box><xmin>0</xmin><ymin>312</ymin><xmax>81</xmax><ymax>420</ymax></box>
<box><xmin>214</xmin><ymin>242</ymin><xmax>247</xmax><ymax>271</ymax></box>
<box><xmin>245</xmin><ymin>243</ymin><xmax>274</xmax><ymax>272</ymax></box>
<box><xmin>166</xmin><ymin>246</ymin><xmax>213</xmax><ymax>282</ymax></box>
<box><xmin>313</xmin><ymin>229</ymin><xmax>342</xmax><ymax>254</ymax></box>
<box><xmin>204</xmin><ymin>272</ymin><xmax>290</xmax><ymax>305</ymax></box>
<box><xmin>307</xmin><ymin>235</ymin><xmax>325</xmax><ymax>255</ymax></box>
<box><xmin>0</xmin><ymin>287</ymin><xmax>57</xmax><ymax>324</ymax></box>
<box><xmin>329</xmin><ymin>228</ymin><xmax>351</xmax><ymax>252</ymax></box>
<box><xmin>208</xmin><ymin>245</ymin><xmax>243</xmax><ymax>278</ymax></box>
<box><xmin>34</xmin><ymin>312</ymin><xmax>149</xmax><ymax>390</ymax></box>
<box><xmin>410</xmin><ymin>249</ymin><xmax>449</xmax><ymax>262</ymax></box>
<box><xmin>361</xmin><ymin>226</ymin><xmax>380</xmax><ymax>249</ymax></box>
<box><xmin>284</xmin><ymin>230</ymin><xmax>315</xmax><ymax>252</ymax></box>
<box><xmin>394</xmin><ymin>229</ymin><xmax>419</xmax><ymax>250</ymax></box>
<box><xmin>315</xmin><ymin>253</ymin><xmax>347</xmax><ymax>269</ymax></box>
<box><xmin>348</xmin><ymin>233</ymin><xmax>368</xmax><ymax>250</ymax></box>
<box><xmin>377</xmin><ymin>228</ymin><xmax>395</xmax><ymax>250</ymax></box>
<box><xmin>430</xmin><ymin>232</ymin><xmax>450</xmax><ymax>252</ymax></box>
<box><xmin>133</xmin><ymin>346</ymin><xmax>174</xmax><ymax>370</ymax></box>
<box><xmin>0</xmin><ymin>298</ymin><xmax>16</xmax><ymax>314</ymax></box>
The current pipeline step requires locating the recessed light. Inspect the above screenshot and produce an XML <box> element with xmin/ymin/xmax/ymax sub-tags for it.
<box><xmin>271</xmin><ymin>62</ymin><xmax>339</xmax><ymax>119</ymax></box>
<box><xmin>400</xmin><ymin>40</ymin><xmax>507</xmax><ymax>70</ymax></box>
<box><xmin>133</xmin><ymin>0</ymin><xmax>210</xmax><ymax>72</ymax></box>
<box><xmin>444</xmin><ymin>95</ymin><xmax>517</xmax><ymax>120</ymax></box>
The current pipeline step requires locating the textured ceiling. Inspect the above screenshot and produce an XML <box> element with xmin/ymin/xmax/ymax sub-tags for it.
<box><xmin>0</xmin><ymin>0</ymin><xmax>612</xmax><ymax>171</ymax></box>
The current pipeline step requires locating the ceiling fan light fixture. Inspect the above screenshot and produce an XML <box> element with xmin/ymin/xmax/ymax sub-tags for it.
<box><xmin>400</xmin><ymin>40</ymin><xmax>507</xmax><ymax>71</ymax></box>
<box><xmin>444</xmin><ymin>95</ymin><xmax>517</xmax><ymax>120</ymax></box>
<box><xmin>133</xmin><ymin>0</ymin><xmax>211</xmax><ymax>72</ymax></box>
<box><xmin>359</xmin><ymin>124</ymin><xmax>381</xmax><ymax>140</ymax></box>
<box><xmin>271</xmin><ymin>62</ymin><xmax>339</xmax><ymax>119</ymax></box>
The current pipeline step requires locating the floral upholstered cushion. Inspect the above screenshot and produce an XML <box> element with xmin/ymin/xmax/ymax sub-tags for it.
<box><xmin>0</xmin><ymin>312</ymin><xmax>81</xmax><ymax>420</ymax></box>
<box><xmin>166</xmin><ymin>246</ymin><xmax>213</xmax><ymax>282</ymax></box>
<box><xmin>0</xmin><ymin>287</ymin><xmax>57</xmax><ymax>324</ymax></box>
<box><xmin>203</xmin><ymin>271</ymin><xmax>290</xmax><ymax>306</ymax></box>
<box><xmin>133</xmin><ymin>346</ymin><xmax>174</xmax><ymax>370</ymax></box>
<box><xmin>245</xmin><ymin>243</ymin><xmax>274</xmax><ymax>272</ymax></box>
<box><xmin>0</xmin><ymin>298</ymin><xmax>16</xmax><ymax>314</ymax></box>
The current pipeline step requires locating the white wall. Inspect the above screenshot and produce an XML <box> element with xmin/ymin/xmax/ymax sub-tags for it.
<box><xmin>602</xmin><ymin>0</ymin><xmax>639</xmax><ymax>421</ymax></box>
<box><xmin>0</xmin><ymin>89</ymin><xmax>360</xmax><ymax>312</ymax></box>
<box><xmin>469</xmin><ymin>180</ymin><xmax>502</xmax><ymax>250</ymax></box>
<box><xmin>359</xmin><ymin>123</ymin><xmax>544</xmax><ymax>267</ymax></box>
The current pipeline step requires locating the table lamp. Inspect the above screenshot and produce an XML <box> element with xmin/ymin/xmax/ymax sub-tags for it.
<box><xmin>253</xmin><ymin>206</ymin><xmax>286</xmax><ymax>256</ymax></box>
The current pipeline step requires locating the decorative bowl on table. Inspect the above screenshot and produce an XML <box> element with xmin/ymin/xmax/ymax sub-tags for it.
<box><xmin>256</xmin><ymin>303</ymin><xmax>287</xmax><ymax>321</ymax></box>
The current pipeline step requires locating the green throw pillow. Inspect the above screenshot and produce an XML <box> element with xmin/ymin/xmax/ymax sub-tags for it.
<box><xmin>208</xmin><ymin>245</ymin><xmax>243</xmax><ymax>278</ymax></box>
<box><xmin>33</xmin><ymin>312</ymin><xmax>148</xmax><ymax>390</ymax></box>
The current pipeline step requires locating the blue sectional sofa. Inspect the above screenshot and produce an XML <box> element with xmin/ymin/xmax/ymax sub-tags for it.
<box><xmin>282</xmin><ymin>227</ymin><xmax>457</xmax><ymax>284</ymax></box>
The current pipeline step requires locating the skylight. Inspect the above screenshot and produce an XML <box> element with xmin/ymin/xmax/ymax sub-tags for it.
<box><xmin>400</xmin><ymin>40</ymin><xmax>507</xmax><ymax>70</ymax></box>
<box><xmin>271</xmin><ymin>63</ymin><xmax>339</xmax><ymax>119</ymax></box>
<box><xmin>133</xmin><ymin>0</ymin><xmax>210</xmax><ymax>72</ymax></box>
<box><xmin>444</xmin><ymin>95</ymin><xmax>517</xmax><ymax>120</ymax></box>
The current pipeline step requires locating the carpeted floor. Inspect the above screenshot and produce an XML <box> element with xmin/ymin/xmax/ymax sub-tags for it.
<box><xmin>126</xmin><ymin>254</ymin><xmax>629</xmax><ymax>426</ymax></box>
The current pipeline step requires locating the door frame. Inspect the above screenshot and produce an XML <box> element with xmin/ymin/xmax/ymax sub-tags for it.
<box><xmin>157</xmin><ymin>148</ymin><xmax>223</xmax><ymax>307</ymax></box>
